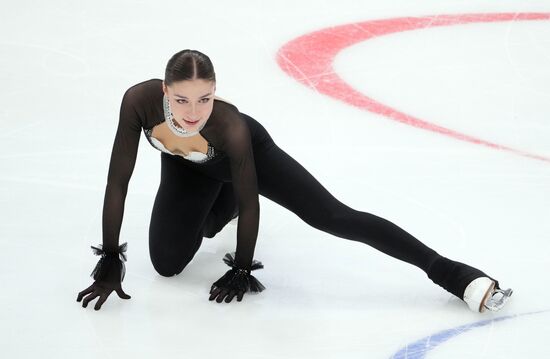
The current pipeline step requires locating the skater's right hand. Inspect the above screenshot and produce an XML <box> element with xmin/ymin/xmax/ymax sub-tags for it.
<box><xmin>77</xmin><ymin>279</ymin><xmax>131</xmax><ymax>311</ymax></box>
<box><xmin>79</xmin><ymin>242</ymin><xmax>130</xmax><ymax>310</ymax></box>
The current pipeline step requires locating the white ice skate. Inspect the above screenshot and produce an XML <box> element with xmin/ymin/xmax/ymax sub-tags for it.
<box><xmin>463</xmin><ymin>277</ymin><xmax>513</xmax><ymax>313</ymax></box>
<box><xmin>229</xmin><ymin>211</ymin><xmax>238</xmax><ymax>226</ymax></box>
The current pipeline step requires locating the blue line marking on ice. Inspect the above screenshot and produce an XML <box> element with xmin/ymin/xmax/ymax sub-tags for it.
<box><xmin>390</xmin><ymin>310</ymin><xmax>549</xmax><ymax>359</ymax></box>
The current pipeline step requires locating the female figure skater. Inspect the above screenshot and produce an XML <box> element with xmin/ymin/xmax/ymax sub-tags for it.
<box><xmin>77</xmin><ymin>49</ymin><xmax>513</xmax><ymax>311</ymax></box>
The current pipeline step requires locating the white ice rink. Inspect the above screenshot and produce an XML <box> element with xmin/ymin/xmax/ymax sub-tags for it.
<box><xmin>1</xmin><ymin>1</ymin><xmax>550</xmax><ymax>358</ymax></box>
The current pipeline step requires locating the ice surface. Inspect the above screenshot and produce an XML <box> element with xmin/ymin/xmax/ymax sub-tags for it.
<box><xmin>1</xmin><ymin>1</ymin><xmax>549</xmax><ymax>358</ymax></box>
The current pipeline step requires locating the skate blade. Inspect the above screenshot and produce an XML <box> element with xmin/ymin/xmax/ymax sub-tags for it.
<box><xmin>483</xmin><ymin>288</ymin><xmax>513</xmax><ymax>312</ymax></box>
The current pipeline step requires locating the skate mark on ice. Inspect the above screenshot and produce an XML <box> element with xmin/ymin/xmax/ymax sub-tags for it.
<box><xmin>389</xmin><ymin>309</ymin><xmax>550</xmax><ymax>359</ymax></box>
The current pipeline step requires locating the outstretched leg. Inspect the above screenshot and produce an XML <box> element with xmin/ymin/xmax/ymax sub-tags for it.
<box><xmin>255</xmin><ymin>143</ymin><xmax>439</xmax><ymax>271</ymax></box>
<box><xmin>254</xmin><ymin>142</ymin><xmax>502</xmax><ymax>306</ymax></box>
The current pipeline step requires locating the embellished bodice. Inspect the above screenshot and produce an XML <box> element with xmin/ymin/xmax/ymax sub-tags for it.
<box><xmin>142</xmin><ymin>92</ymin><xmax>235</xmax><ymax>163</ymax></box>
<box><xmin>143</xmin><ymin>126</ymin><xmax>217</xmax><ymax>163</ymax></box>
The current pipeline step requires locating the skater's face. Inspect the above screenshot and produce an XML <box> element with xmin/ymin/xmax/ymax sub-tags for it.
<box><xmin>162</xmin><ymin>79</ymin><xmax>216</xmax><ymax>131</ymax></box>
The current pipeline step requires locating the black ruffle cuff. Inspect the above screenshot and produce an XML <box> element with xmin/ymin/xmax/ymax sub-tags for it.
<box><xmin>90</xmin><ymin>242</ymin><xmax>128</xmax><ymax>283</ymax></box>
<box><xmin>211</xmin><ymin>252</ymin><xmax>266</xmax><ymax>294</ymax></box>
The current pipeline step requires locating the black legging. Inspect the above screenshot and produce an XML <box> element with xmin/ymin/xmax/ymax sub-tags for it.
<box><xmin>148</xmin><ymin>113</ymin><xmax>494</xmax><ymax>299</ymax></box>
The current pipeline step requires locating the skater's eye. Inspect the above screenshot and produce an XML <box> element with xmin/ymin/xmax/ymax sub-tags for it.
<box><xmin>175</xmin><ymin>98</ymin><xmax>210</xmax><ymax>104</ymax></box>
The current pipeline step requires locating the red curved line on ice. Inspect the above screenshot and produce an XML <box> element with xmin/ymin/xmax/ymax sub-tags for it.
<box><xmin>276</xmin><ymin>13</ymin><xmax>550</xmax><ymax>163</ymax></box>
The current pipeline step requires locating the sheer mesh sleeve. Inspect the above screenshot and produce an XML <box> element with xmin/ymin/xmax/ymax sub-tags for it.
<box><xmin>101</xmin><ymin>86</ymin><xmax>142</xmax><ymax>252</ymax></box>
<box><xmin>209</xmin><ymin>102</ymin><xmax>260</xmax><ymax>271</ymax></box>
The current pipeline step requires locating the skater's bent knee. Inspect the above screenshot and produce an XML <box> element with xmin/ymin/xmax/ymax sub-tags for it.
<box><xmin>156</xmin><ymin>267</ymin><xmax>182</xmax><ymax>277</ymax></box>
<box><xmin>151</xmin><ymin>257</ymin><xmax>190</xmax><ymax>277</ymax></box>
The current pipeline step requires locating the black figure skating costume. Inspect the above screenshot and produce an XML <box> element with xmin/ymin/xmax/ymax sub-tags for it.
<box><xmin>94</xmin><ymin>78</ymin><xmax>509</xmax><ymax>308</ymax></box>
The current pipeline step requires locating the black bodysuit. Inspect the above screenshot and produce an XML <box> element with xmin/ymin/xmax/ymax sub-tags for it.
<box><xmin>102</xmin><ymin>78</ymin><xmax>497</xmax><ymax>299</ymax></box>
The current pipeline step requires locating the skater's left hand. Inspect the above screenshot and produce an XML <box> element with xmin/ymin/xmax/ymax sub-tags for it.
<box><xmin>209</xmin><ymin>281</ymin><xmax>245</xmax><ymax>303</ymax></box>
<box><xmin>208</xmin><ymin>253</ymin><xmax>266</xmax><ymax>303</ymax></box>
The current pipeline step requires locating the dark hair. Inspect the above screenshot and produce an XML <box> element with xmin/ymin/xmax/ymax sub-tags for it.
<box><xmin>164</xmin><ymin>49</ymin><xmax>216</xmax><ymax>85</ymax></box>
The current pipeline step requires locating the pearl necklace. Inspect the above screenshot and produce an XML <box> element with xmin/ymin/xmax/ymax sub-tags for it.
<box><xmin>163</xmin><ymin>94</ymin><xmax>206</xmax><ymax>138</ymax></box>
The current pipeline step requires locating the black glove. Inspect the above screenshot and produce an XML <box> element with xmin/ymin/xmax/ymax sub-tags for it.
<box><xmin>77</xmin><ymin>242</ymin><xmax>131</xmax><ymax>310</ymax></box>
<box><xmin>209</xmin><ymin>252</ymin><xmax>265</xmax><ymax>303</ymax></box>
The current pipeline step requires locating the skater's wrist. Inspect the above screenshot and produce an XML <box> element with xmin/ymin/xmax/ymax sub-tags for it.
<box><xmin>212</xmin><ymin>252</ymin><xmax>266</xmax><ymax>293</ymax></box>
<box><xmin>90</xmin><ymin>242</ymin><xmax>128</xmax><ymax>283</ymax></box>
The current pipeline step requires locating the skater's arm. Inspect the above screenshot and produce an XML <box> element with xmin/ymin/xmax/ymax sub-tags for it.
<box><xmin>101</xmin><ymin>87</ymin><xmax>142</xmax><ymax>251</ymax></box>
<box><xmin>77</xmin><ymin>85</ymin><xmax>141</xmax><ymax>311</ymax></box>
<box><xmin>224</xmin><ymin>115</ymin><xmax>260</xmax><ymax>271</ymax></box>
